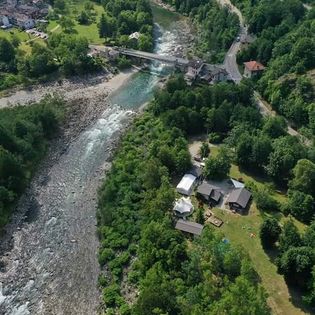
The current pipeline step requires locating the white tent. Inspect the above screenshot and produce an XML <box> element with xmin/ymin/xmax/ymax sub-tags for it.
<box><xmin>173</xmin><ymin>197</ymin><xmax>194</xmax><ymax>217</ymax></box>
<box><xmin>176</xmin><ymin>174</ymin><xmax>196</xmax><ymax>195</ymax></box>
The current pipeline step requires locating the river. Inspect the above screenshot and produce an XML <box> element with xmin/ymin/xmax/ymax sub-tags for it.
<box><xmin>0</xmin><ymin>5</ymin><xmax>189</xmax><ymax>315</ymax></box>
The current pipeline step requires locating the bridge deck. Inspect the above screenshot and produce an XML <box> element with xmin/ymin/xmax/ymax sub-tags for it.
<box><xmin>120</xmin><ymin>49</ymin><xmax>189</xmax><ymax>66</ymax></box>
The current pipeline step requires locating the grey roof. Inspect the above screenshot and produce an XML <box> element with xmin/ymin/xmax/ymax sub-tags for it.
<box><xmin>227</xmin><ymin>188</ymin><xmax>251</xmax><ymax>208</ymax></box>
<box><xmin>197</xmin><ymin>181</ymin><xmax>221</xmax><ymax>199</ymax></box>
<box><xmin>211</xmin><ymin>190</ymin><xmax>222</xmax><ymax>202</ymax></box>
<box><xmin>188</xmin><ymin>165</ymin><xmax>203</xmax><ymax>178</ymax></box>
<box><xmin>175</xmin><ymin>219</ymin><xmax>204</xmax><ymax>236</ymax></box>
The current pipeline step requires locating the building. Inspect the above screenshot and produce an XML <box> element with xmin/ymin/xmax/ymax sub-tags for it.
<box><xmin>173</xmin><ymin>197</ymin><xmax>194</xmax><ymax>218</ymax></box>
<box><xmin>187</xmin><ymin>165</ymin><xmax>203</xmax><ymax>181</ymax></box>
<box><xmin>199</xmin><ymin>64</ymin><xmax>230</xmax><ymax>84</ymax></box>
<box><xmin>175</xmin><ymin>219</ymin><xmax>204</xmax><ymax>236</ymax></box>
<box><xmin>14</xmin><ymin>13</ymin><xmax>35</xmax><ymax>29</ymax></box>
<box><xmin>1</xmin><ymin>15</ymin><xmax>11</xmax><ymax>28</ymax></box>
<box><xmin>196</xmin><ymin>181</ymin><xmax>222</xmax><ymax>205</ymax></box>
<box><xmin>226</xmin><ymin>187</ymin><xmax>252</xmax><ymax>211</ymax></box>
<box><xmin>243</xmin><ymin>61</ymin><xmax>265</xmax><ymax>78</ymax></box>
<box><xmin>185</xmin><ymin>59</ymin><xmax>205</xmax><ymax>83</ymax></box>
<box><xmin>176</xmin><ymin>173</ymin><xmax>197</xmax><ymax>196</ymax></box>
<box><xmin>0</xmin><ymin>0</ymin><xmax>47</xmax><ymax>29</ymax></box>
<box><xmin>129</xmin><ymin>32</ymin><xmax>141</xmax><ymax>41</ymax></box>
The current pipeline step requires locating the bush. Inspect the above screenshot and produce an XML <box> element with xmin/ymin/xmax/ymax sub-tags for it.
<box><xmin>98</xmin><ymin>248</ymin><xmax>115</xmax><ymax>266</ymax></box>
<box><xmin>102</xmin><ymin>284</ymin><xmax>121</xmax><ymax>307</ymax></box>
<box><xmin>254</xmin><ymin>189</ymin><xmax>279</xmax><ymax>212</ymax></box>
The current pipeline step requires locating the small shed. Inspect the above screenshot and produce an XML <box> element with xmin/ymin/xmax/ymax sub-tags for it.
<box><xmin>175</xmin><ymin>219</ymin><xmax>204</xmax><ymax>236</ymax></box>
<box><xmin>196</xmin><ymin>181</ymin><xmax>222</xmax><ymax>205</ymax></box>
<box><xmin>173</xmin><ymin>197</ymin><xmax>194</xmax><ymax>217</ymax></box>
<box><xmin>226</xmin><ymin>188</ymin><xmax>252</xmax><ymax>211</ymax></box>
<box><xmin>176</xmin><ymin>174</ymin><xmax>196</xmax><ymax>196</ymax></box>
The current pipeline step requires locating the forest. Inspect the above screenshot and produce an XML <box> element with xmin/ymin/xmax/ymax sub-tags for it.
<box><xmin>227</xmin><ymin>0</ymin><xmax>315</xmax><ymax>307</ymax></box>
<box><xmin>98</xmin><ymin>69</ymin><xmax>315</xmax><ymax>311</ymax></box>
<box><xmin>235</xmin><ymin>0</ymin><xmax>315</xmax><ymax>136</ymax></box>
<box><xmin>161</xmin><ymin>0</ymin><xmax>239</xmax><ymax>62</ymax></box>
<box><xmin>0</xmin><ymin>97</ymin><xmax>64</xmax><ymax>229</ymax></box>
<box><xmin>97</xmin><ymin>76</ymin><xmax>271</xmax><ymax>314</ymax></box>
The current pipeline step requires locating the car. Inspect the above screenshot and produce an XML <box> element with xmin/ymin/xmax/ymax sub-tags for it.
<box><xmin>236</xmin><ymin>36</ymin><xmax>240</xmax><ymax>42</ymax></box>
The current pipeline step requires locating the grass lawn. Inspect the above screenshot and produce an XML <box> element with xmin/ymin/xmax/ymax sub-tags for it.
<box><xmin>211</xmin><ymin>203</ymin><xmax>309</xmax><ymax>315</ymax></box>
<box><xmin>193</xmin><ymin>142</ymin><xmax>309</xmax><ymax>314</ymax></box>
<box><xmin>0</xmin><ymin>28</ymin><xmax>30</xmax><ymax>41</ymax></box>
<box><xmin>47</xmin><ymin>0</ymin><xmax>105</xmax><ymax>44</ymax></box>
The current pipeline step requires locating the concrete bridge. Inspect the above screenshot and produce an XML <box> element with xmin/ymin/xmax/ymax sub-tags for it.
<box><xmin>119</xmin><ymin>48</ymin><xmax>189</xmax><ymax>67</ymax></box>
<box><xmin>89</xmin><ymin>45</ymin><xmax>189</xmax><ymax>67</ymax></box>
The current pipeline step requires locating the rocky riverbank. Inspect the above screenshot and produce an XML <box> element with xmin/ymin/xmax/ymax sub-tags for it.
<box><xmin>0</xmin><ymin>69</ymin><xmax>137</xmax><ymax>315</ymax></box>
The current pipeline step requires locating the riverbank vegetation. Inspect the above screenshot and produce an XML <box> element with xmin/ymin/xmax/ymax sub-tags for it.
<box><xmin>0</xmin><ymin>96</ymin><xmax>65</xmax><ymax>230</ymax></box>
<box><xmin>161</xmin><ymin>0</ymin><xmax>239</xmax><ymax>62</ymax></box>
<box><xmin>97</xmin><ymin>76</ymin><xmax>271</xmax><ymax>314</ymax></box>
<box><xmin>234</xmin><ymin>0</ymin><xmax>315</xmax><ymax>136</ymax></box>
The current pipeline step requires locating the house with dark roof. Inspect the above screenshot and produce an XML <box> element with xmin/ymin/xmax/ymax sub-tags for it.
<box><xmin>226</xmin><ymin>187</ymin><xmax>252</xmax><ymax>211</ymax></box>
<box><xmin>175</xmin><ymin>219</ymin><xmax>204</xmax><ymax>236</ymax></box>
<box><xmin>196</xmin><ymin>181</ymin><xmax>222</xmax><ymax>205</ymax></box>
<box><xmin>187</xmin><ymin>165</ymin><xmax>203</xmax><ymax>181</ymax></box>
<box><xmin>244</xmin><ymin>61</ymin><xmax>265</xmax><ymax>78</ymax></box>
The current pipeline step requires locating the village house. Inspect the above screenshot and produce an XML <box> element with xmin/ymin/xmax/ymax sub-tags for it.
<box><xmin>175</xmin><ymin>219</ymin><xmax>204</xmax><ymax>236</ymax></box>
<box><xmin>243</xmin><ymin>60</ymin><xmax>265</xmax><ymax>78</ymax></box>
<box><xmin>1</xmin><ymin>15</ymin><xmax>11</xmax><ymax>28</ymax></box>
<box><xmin>226</xmin><ymin>187</ymin><xmax>252</xmax><ymax>212</ymax></box>
<box><xmin>176</xmin><ymin>173</ymin><xmax>197</xmax><ymax>196</ymax></box>
<box><xmin>0</xmin><ymin>0</ymin><xmax>47</xmax><ymax>29</ymax></box>
<box><xmin>196</xmin><ymin>181</ymin><xmax>222</xmax><ymax>206</ymax></box>
<box><xmin>187</xmin><ymin>165</ymin><xmax>203</xmax><ymax>182</ymax></box>
<box><xmin>185</xmin><ymin>59</ymin><xmax>205</xmax><ymax>83</ymax></box>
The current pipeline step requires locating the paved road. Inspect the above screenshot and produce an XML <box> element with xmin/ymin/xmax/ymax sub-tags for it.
<box><xmin>217</xmin><ymin>0</ymin><xmax>248</xmax><ymax>83</ymax></box>
<box><xmin>219</xmin><ymin>0</ymin><xmax>311</xmax><ymax>144</ymax></box>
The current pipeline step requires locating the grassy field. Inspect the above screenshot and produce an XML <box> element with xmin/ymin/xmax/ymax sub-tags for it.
<box><xmin>47</xmin><ymin>0</ymin><xmax>105</xmax><ymax>44</ymax></box>
<box><xmin>209</xmin><ymin>163</ymin><xmax>308</xmax><ymax>314</ymax></box>
<box><xmin>189</xmin><ymin>141</ymin><xmax>309</xmax><ymax>314</ymax></box>
<box><xmin>211</xmin><ymin>203</ymin><xmax>309</xmax><ymax>315</ymax></box>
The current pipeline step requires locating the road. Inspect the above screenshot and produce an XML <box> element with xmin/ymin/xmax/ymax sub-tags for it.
<box><xmin>218</xmin><ymin>0</ymin><xmax>311</xmax><ymax>144</ymax></box>
<box><xmin>217</xmin><ymin>0</ymin><xmax>248</xmax><ymax>83</ymax></box>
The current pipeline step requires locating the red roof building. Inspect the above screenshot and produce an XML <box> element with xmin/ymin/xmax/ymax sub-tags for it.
<box><xmin>244</xmin><ymin>61</ymin><xmax>265</xmax><ymax>78</ymax></box>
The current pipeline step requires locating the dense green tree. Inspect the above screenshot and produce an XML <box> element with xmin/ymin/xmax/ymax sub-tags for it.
<box><xmin>199</xmin><ymin>142</ymin><xmax>210</xmax><ymax>158</ymax></box>
<box><xmin>262</xmin><ymin>116</ymin><xmax>287</xmax><ymax>138</ymax></box>
<box><xmin>289</xmin><ymin>159</ymin><xmax>315</xmax><ymax>197</ymax></box>
<box><xmin>99</xmin><ymin>14</ymin><xmax>116</xmax><ymax>38</ymax></box>
<box><xmin>266</xmin><ymin>136</ymin><xmax>306</xmax><ymax>182</ymax></box>
<box><xmin>59</xmin><ymin>16</ymin><xmax>76</xmax><ymax>34</ymax></box>
<box><xmin>204</xmin><ymin>147</ymin><xmax>231</xmax><ymax>180</ymax></box>
<box><xmin>279</xmin><ymin>220</ymin><xmax>302</xmax><ymax>253</ymax></box>
<box><xmin>77</xmin><ymin>11</ymin><xmax>90</xmax><ymax>25</ymax></box>
<box><xmin>278</xmin><ymin>246</ymin><xmax>314</xmax><ymax>289</ymax></box>
<box><xmin>0</xmin><ymin>38</ymin><xmax>15</xmax><ymax>64</ymax></box>
<box><xmin>260</xmin><ymin>218</ymin><xmax>281</xmax><ymax>249</ymax></box>
<box><xmin>254</xmin><ymin>188</ymin><xmax>279</xmax><ymax>212</ymax></box>
<box><xmin>285</xmin><ymin>190</ymin><xmax>314</xmax><ymax>223</ymax></box>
